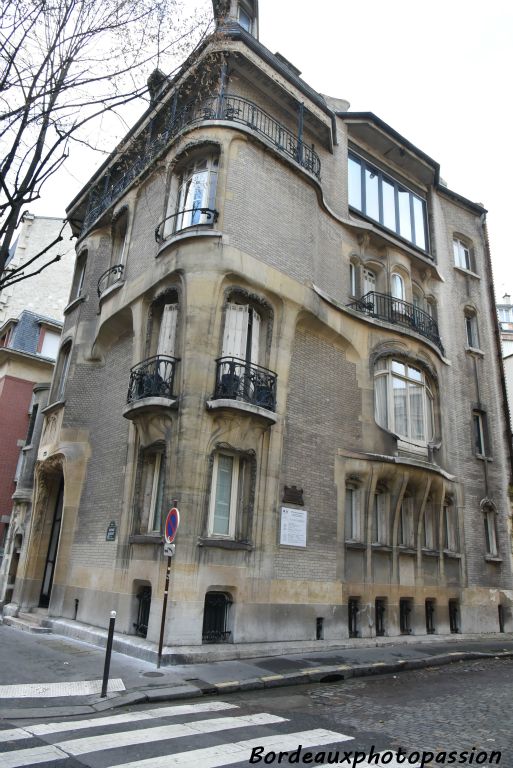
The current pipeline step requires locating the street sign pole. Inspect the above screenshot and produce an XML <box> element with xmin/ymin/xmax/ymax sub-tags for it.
<box><xmin>157</xmin><ymin>504</ymin><xmax>180</xmax><ymax>669</ymax></box>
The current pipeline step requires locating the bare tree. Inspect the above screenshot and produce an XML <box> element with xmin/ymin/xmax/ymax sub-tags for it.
<box><xmin>0</xmin><ymin>0</ymin><xmax>213</xmax><ymax>290</ymax></box>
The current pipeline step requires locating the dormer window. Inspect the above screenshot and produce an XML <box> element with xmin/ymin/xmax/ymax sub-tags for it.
<box><xmin>238</xmin><ymin>2</ymin><xmax>254</xmax><ymax>32</ymax></box>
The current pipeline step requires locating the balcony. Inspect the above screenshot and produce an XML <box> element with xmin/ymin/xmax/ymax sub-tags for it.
<box><xmin>81</xmin><ymin>93</ymin><xmax>321</xmax><ymax>234</ymax></box>
<box><xmin>155</xmin><ymin>207</ymin><xmax>219</xmax><ymax>243</ymax></box>
<box><xmin>347</xmin><ymin>292</ymin><xmax>444</xmax><ymax>354</ymax></box>
<box><xmin>209</xmin><ymin>357</ymin><xmax>277</xmax><ymax>419</ymax></box>
<box><xmin>97</xmin><ymin>265</ymin><xmax>124</xmax><ymax>297</ymax></box>
<box><xmin>126</xmin><ymin>355</ymin><xmax>179</xmax><ymax>404</ymax></box>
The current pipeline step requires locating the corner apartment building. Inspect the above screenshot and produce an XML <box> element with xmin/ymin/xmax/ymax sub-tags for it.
<box><xmin>10</xmin><ymin>0</ymin><xmax>513</xmax><ymax>647</ymax></box>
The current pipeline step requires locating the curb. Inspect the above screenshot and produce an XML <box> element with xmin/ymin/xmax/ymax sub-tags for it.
<box><xmin>4</xmin><ymin>649</ymin><xmax>512</xmax><ymax>718</ymax></box>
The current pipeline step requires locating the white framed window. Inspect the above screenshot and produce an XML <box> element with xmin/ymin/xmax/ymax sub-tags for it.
<box><xmin>208</xmin><ymin>453</ymin><xmax>241</xmax><ymax>538</ymax></box>
<box><xmin>472</xmin><ymin>410</ymin><xmax>488</xmax><ymax>456</ymax></box>
<box><xmin>465</xmin><ymin>311</ymin><xmax>479</xmax><ymax>349</ymax></box>
<box><xmin>345</xmin><ymin>486</ymin><xmax>361</xmax><ymax>541</ymax></box>
<box><xmin>443</xmin><ymin>503</ymin><xmax>459</xmax><ymax>552</ymax></box>
<box><xmin>39</xmin><ymin>329</ymin><xmax>61</xmax><ymax>359</ymax></box>
<box><xmin>222</xmin><ymin>302</ymin><xmax>260</xmax><ymax>365</ymax></box>
<box><xmin>138</xmin><ymin>449</ymin><xmax>166</xmax><ymax>533</ymax></box>
<box><xmin>391</xmin><ymin>273</ymin><xmax>405</xmax><ymax>302</ymax></box>
<box><xmin>363</xmin><ymin>268</ymin><xmax>376</xmax><ymax>296</ymax></box>
<box><xmin>373</xmin><ymin>490</ymin><xmax>389</xmax><ymax>544</ymax></box>
<box><xmin>349</xmin><ymin>262</ymin><xmax>357</xmax><ymax>296</ymax></box>
<box><xmin>453</xmin><ymin>238</ymin><xmax>472</xmax><ymax>271</ymax></box>
<box><xmin>375</xmin><ymin>358</ymin><xmax>434</xmax><ymax>445</ymax></box>
<box><xmin>54</xmin><ymin>343</ymin><xmax>71</xmax><ymax>401</ymax></box>
<box><xmin>399</xmin><ymin>495</ymin><xmax>415</xmax><ymax>547</ymax></box>
<box><xmin>174</xmin><ymin>156</ymin><xmax>218</xmax><ymax>232</ymax></box>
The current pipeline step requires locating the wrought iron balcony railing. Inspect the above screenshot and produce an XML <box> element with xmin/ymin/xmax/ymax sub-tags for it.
<box><xmin>97</xmin><ymin>264</ymin><xmax>124</xmax><ymax>297</ymax></box>
<box><xmin>213</xmin><ymin>357</ymin><xmax>277</xmax><ymax>411</ymax></box>
<box><xmin>155</xmin><ymin>207</ymin><xmax>219</xmax><ymax>243</ymax></box>
<box><xmin>347</xmin><ymin>291</ymin><xmax>444</xmax><ymax>353</ymax></box>
<box><xmin>82</xmin><ymin>93</ymin><xmax>321</xmax><ymax>233</ymax></box>
<box><xmin>127</xmin><ymin>355</ymin><xmax>180</xmax><ymax>404</ymax></box>
<box><xmin>202</xmin><ymin>629</ymin><xmax>232</xmax><ymax>644</ymax></box>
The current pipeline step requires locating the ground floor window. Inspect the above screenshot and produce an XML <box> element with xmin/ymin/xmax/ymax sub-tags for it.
<box><xmin>202</xmin><ymin>591</ymin><xmax>232</xmax><ymax>643</ymax></box>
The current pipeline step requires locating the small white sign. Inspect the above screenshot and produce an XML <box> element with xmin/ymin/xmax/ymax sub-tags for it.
<box><xmin>280</xmin><ymin>507</ymin><xmax>307</xmax><ymax>547</ymax></box>
<box><xmin>163</xmin><ymin>542</ymin><xmax>176</xmax><ymax>557</ymax></box>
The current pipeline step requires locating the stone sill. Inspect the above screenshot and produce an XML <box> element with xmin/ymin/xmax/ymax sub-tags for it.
<box><xmin>398</xmin><ymin>547</ymin><xmax>416</xmax><ymax>556</ymax></box>
<box><xmin>198</xmin><ymin>537</ymin><xmax>253</xmax><ymax>551</ymax></box>
<box><xmin>345</xmin><ymin>541</ymin><xmax>366</xmax><ymax>550</ymax></box>
<box><xmin>206</xmin><ymin>398</ymin><xmax>277</xmax><ymax>424</ymax></box>
<box><xmin>443</xmin><ymin>550</ymin><xmax>462</xmax><ymax>559</ymax></box>
<box><xmin>371</xmin><ymin>544</ymin><xmax>392</xmax><ymax>553</ymax></box>
<box><xmin>63</xmin><ymin>295</ymin><xmax>86</xmax><ymax>315</ymax></box>
<box><xmin>484</xmin><ymin>555</ymin><xmax>502</xmax><ymax>563</ymax></box>
<box><xmin>42</xmin><ymin>399</ymin><xmax>66</xmax><ymax>415</ymax></box>
<box><xmin>454</xmin><ymin>266</ymin><xmax>480</xmax><ymax>280</ymax></box>
<box><xmin>157</xmin><ymin>229</ymin><xmax>222</xmax><ymax>257</ymax></box>
<box><xmin>465</xmin><ymin>346</ymin><xmax>485</xmax><ymax>357</ymax></box>
<box><xmin>421</xmin><ymin>549</ymin><xmax>440</xmax><ymax>557</ymax></box>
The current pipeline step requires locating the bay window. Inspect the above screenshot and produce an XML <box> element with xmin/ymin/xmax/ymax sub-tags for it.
<box><xmin>348</xmin><ymin>152</ymin><xmax>428</xmax><ymax>252</ymax></box>
<box><xmin>375</xmin><ymin>359</ymin><xmax>434</xmax><ymax>445</ymax></box>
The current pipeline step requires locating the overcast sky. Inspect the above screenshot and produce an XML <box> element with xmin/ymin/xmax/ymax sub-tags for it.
<box><xmin>30</xmin><ymin>0</ymin><xmax>513</xmax><ymax>297</ymax></box>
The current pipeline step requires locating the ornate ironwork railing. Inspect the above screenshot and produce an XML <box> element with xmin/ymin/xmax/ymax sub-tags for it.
<box><xmin>347</xmin><ymin>291</ymin><xmax>444</xmax><ymax>354</ymax></box>
<box><xmin>127</xmin><ymin>355</ymin><xmax>180</xmax><ymax>404</ymax></box>
<box><xmin>202</xmin><ymin>629</ymin><xmax>232</xmax><ymax>644</ymax></box>
<box><xmin>97</xmin><ymin>264</ymin><xmax>124</xmax><ymax>297</ymax></box>
<box><xmin>213</xmin><ymin>357</ymin><xmax>277</xmax><ymax>411</ymax></box>
<box><xmin>82</xmin><ymin>93</ymin><xmax>321</xmax><ymax>233</ymax></box>
<box><xmin>155</xmin><ymin>207</ymin><xmax>219</xmax><ymax>243</ymax></box>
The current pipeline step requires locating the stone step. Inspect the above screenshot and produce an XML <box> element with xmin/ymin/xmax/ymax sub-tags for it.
<box><xmin>3</xmin><ymin>616</ymin><xmax>51</xmax><ymax>634</ymax></box>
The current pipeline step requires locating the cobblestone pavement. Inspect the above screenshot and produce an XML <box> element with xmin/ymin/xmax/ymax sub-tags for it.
<box><xmin>306</xmin><ymin>658</ymin><xmax>513</xmax><ymax>760</ymax></box>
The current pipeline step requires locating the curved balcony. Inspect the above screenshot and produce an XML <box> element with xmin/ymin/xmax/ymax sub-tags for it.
<box><xmin>347</xmin><ymin>292</ymin><xmax>444</xmax><ymax>354</ymax></box>
<box><xmin>82</xmin><ymin>93</ymin><xmax>321</xmax><ymax>233</ymax></box>
<box><xmin>155</xmin><ymin>207</ymin><xmax>219</xmax><ymax>243</ymax></box>
<box><xmin>126</xmin><ymin>355</ymin><xmax>179</xmax><ymax>404</ymax></box>
<box><xmin>97</xmin><ymin>264</ymin><xmax>124</xmax><ymax>297</ymax></box>
<box><xmin>212</xmin><ymin>357</ymin><xmax>277</xmax><ymax>411</ymax></box>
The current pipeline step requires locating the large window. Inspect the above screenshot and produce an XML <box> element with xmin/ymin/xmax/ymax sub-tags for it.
<box><xmin>174</xmin><ymin>156</ymin><xmax>218</xmax><ymax>232</ymax></box>
<box><xmin>208</xmin><ymin>451</ymin><xmax>252</xmax><ymax>539</ymax></box>
<box><xmin>136</xmin><ymin>447</ymin><xmax>166</xmax><ymax>534</ymax></box>
<box><xmin>348</xmin><ymin>152</ymin><xmax>428</xmax><ymax>252</ymax></box>
<box><xmin>375</xmin><ymin>359</ymin><xmax>434</xmax><ymax>445</ymax></box>
<box><xmin>345</xmin><ymin>485</ymin><xmax>361</xmax><ymax>541</ymax></box>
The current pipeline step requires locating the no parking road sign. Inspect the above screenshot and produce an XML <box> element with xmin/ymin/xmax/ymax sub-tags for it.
<box><xmin>165</xmin><ymin>507</ymin><xmax>180</xmax><ymax>544</ymax></box>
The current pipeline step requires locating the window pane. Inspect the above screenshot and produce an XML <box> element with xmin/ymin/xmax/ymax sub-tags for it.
<box><xmin>409</xmin><ymin>382</ymin><xmax>424</xmax><ymax>440</ymax></box>
<box><xmin>238</xmin><ymin>7</ymin><xmax>252</xmax><ymax>31</ymax></box>
<box><xmin>413</xmin><ymin>197</ymin><xmax>426</xmax><ymax>250</ymax></box>
<box><xmin>382</xmin><ymin>179</ymin><xmax>396</xmax><ymax>231</ymax></box>
<box><xmin>391</xmin><ymin>273</ymin><xmax>404</xmax><ymax>301</ymax></box>
<box><xmin>473</xmin><ymin>414</ymin><xmax>484</xmax><ymax>454</ymax></box>
<box><xmin>348</xmin><ymin>157</ymin><xmax>362</xmax><ymax>210</ymax></box>
<box><xmin>375</xmin><ymin>374</ymin><xmax>388</xmax><ymax>427</ymax></box>
<box><xmin>391</xmin><ymin>360</ymin><xmax>405</xmax><ymax>376</ymax></box>
<box><xmin>365</xmin><ymin>168</ymin><xmax>379</xmax><ymax>221</ymax></box>
<box><xmin>398</xmin><ymin>189</ymin><xmax>412</xmax><ymax>241</ymax></box>
<box><xmin>393</xmin><ymin>376</ymin><xmax>408</xmax><ymax>436</ymax></box>
<box><xmin>151</xmin><ymin>456</ymin><xmax>165</xmax><ymax>532</ymax></box>
<box><xmin>213</xmin><ymin>455</ymin><xmax>233</xmax><ymax>535</ymax></box>
<box><xmin>363</xmin><ymin>268</ymin><xmax>376</xmax><ymax>295</ymax></box>
<box><xmin>407</xmin><ymin>366</ymin><xmax>422</xmax><ymax>382</ymax></box>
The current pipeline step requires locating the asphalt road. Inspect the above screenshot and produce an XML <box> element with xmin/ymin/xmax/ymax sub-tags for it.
<box><xmin>1</xmin><ymin>658</ymin><xmax>511</xmax><ymax>767</ymax></box>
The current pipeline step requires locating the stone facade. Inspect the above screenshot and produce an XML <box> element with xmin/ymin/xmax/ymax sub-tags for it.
<box><xmin>11</xmin><ymin>0</ymin><xmax>513</xmax><ymax>649</ymax></box>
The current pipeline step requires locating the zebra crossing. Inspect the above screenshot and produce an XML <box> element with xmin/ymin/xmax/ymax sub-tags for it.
<box><xmin>0</xmin><ymin>699</ymin><xmax>420</xmax><ymax>768</ymax></box>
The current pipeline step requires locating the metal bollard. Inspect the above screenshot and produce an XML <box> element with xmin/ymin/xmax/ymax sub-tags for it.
<box><xmin>101</xmin><ymin>610</ymin><xmax>116</xmax><ymax>698</ymax></box>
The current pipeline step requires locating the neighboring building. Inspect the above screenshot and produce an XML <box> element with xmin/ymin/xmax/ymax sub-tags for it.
<box><xmin>0</xmin><ymin>214</ymin><xmax>74</xmax><ymax>324</ymax></box>
<box><xmin>497</xmin><ymin>292</ymin><xmax>513</xmax><ymax>433</ymax></box>
<box><xmin>9</xmin><ymin>0</ymin><xmax>513</xmax><ymax>649</ymax></box>
<box><xmin>0</xmin><ymin>311</ymin><xmax>61</xmax><ymax>560</ymax></box>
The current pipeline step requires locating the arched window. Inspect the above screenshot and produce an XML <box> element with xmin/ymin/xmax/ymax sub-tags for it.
<box><xmin>391</xmin><ymin>272</ymin><xmax>405</xmax><ymax>301</ymax></box>
<box><xmin>363</xmin><ymin>268</ymin><xmax>376</xmax><ymax>296</ymax></box>
<box><xmin>482</xmin><ymin>500</ymin><xmax>498</xmax><ymax>557</ymax></box>
<box><xmin>70</xmin><ymin>250</ymin><xmax>87</xmax><ymax>302</ymax></box>
<box><xmin>464</xmin><ymin>308</ymin><xmax>479</xmax><ymax>349</ymax></box>
<box><xmin>375</xmin><ymin>358</ymin><xmax>434</xmax><ymax>444</ymax></box>
<box><xmin>53</xmin><ymin>342</ymin><xmax>72</xmax><ymax>401</ymax></box>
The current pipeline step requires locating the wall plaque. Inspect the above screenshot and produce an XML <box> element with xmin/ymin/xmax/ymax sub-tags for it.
<box><xmin>280</xmin><ymin>507</ymin><xmax>307</xmax><ymax>548</ymax></box>
<box><xmin>106</xmin><ymin>521</ymin><xmax>117</xmax><ymax>541</ymax></box>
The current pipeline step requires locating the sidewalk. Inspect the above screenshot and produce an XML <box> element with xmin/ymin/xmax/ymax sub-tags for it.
<box><xmin>1</xmin><ymin>622</ymin><xmax>513</xmax><ymax>719</ymax></box>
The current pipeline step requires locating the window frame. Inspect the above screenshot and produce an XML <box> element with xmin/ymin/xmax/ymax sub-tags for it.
<box><xmin>374</xmin><ymin>358</ymin><xmax>435</xmax><ymax>447</ymax></box>
<box><xmin>472</xmin><ymin>409</ymin><xmax>489</xmax><ymax>457</ymax></box>
<box><xmin>372</xmin><ymin>489</ymin><xmax>389</xmax><ymax>545</ymax></box>
<box><xmin>484</xmin><ymin>506</ymin><xmax>498</xmax><ymax>557</ymax></box>
<box><xmin>136</xmin><ymin>446</ymin><xmax>167</xmax><ymax>535</ymax></box>
<box><xmin>348</xmin><ymin>151</ymin><xmax>429</xmax><ymax>253</ymax></box>
<box><xmin>208</xmin><ymin>452</ymin><xmax>240</xmax><ymax>539</ymax></box>
<box><xmin>173</xmin><ymin>155</ymin><xmax>219</xmax><ymax>233</ymax></box>
<box><xmin>453</xmin><ymin>237</ymin><xmax>473</xmax><ymax>271</ymax></box>
<box><xmin>399</xmin><ymin>495</ymin><xmax>415</xmax><ymax>548</ymax></box>
<box><xmin>53</xmin><ymin>342</ymin><xmax>71</xmax><ymax>402</ymax></box>
<box><xmin>443</xmin><ymin>502</ymin><xmax>459</xmax><ymax>552</ymax></box>
<box><xmin>464</xmin><ymin>310</ymin><xmax>479</xmax><ymax>349</ymax></box>
<box><xmin>345</xmin><ymin>485</ymin><xmax>361</xmax><ymax>542</ymax></box>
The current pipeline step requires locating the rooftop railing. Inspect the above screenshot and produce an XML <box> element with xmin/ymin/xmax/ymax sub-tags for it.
<box><xmin>347</xmin><ymin>291</ymin><xmax>444</xmax><ymax>354</ymax></box>
<box><xmin>82</xmin><ymin>93</ymin><xmax>321</xmax><ymax>233</ymax></box>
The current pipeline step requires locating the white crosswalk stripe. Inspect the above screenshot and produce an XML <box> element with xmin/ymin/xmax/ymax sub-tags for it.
<box><xmin>19</xmin><ymin>700</ymin><xmax>239</xmax><ymax>737</ymax></box>
<box><xmin>0</xmin><ymin>702</ymin><xmax>355</xmax><ymax>768</ymax></box>
<box><xmin>110</xmin><ymin>729</ymin><xmax>353</xmax><ymax>768</ymax></box>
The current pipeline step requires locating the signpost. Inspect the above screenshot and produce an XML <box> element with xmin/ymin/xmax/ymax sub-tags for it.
<box><xmin>157</xmin><ymin>505</ymin><xmax>180</xmax><ymax>668</ymax></box>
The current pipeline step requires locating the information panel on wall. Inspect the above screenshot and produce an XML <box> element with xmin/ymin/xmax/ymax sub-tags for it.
<box><xmin>280</xmin><ymin>507</ymin><xmax>307</xmax><ymax>548</ymax></box>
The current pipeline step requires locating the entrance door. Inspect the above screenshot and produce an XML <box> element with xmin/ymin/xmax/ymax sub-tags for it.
<box><xmin>39</xmin><ymin>481</ymin><xmax>64</xmax><ymax>608</ymax></box>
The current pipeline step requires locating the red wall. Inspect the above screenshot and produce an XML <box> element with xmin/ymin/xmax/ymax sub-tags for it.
<box><xmin>0</xmin><ymin>375</ymin><xmax>34</xmax><ymax>540</ymax></box>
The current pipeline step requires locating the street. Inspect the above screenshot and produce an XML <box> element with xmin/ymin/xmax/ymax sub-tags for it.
<box><xmin>1</xmin><ymin>657</ymin><xmax>511</xmax><ymax>767</ymax></box>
